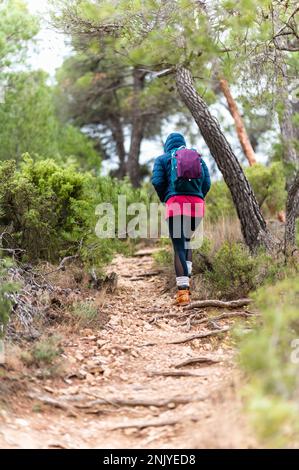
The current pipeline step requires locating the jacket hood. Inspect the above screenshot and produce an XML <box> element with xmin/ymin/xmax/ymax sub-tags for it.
<box><xmin>164</xmin><ymin>133</ymin><xmax>186</xmax><ymax>154</ymax></box>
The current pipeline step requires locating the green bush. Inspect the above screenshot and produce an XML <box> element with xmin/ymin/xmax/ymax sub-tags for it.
<box><xmin>0</xmin><ymin>157</ymin><xmax>91</xmax><ymax>261</ymax></box>
<box><xmin>30</xmin><ymin>336</ymin><xmax>62</xmax><ymax>366</ymax></box>
<box><xmin>246</xmin><ymin>163</ymin><xmax>286</xmax><ymax>216</ymax></box>
<box><xmin>238</xmin><ymin>276</ymin><xmax>299</xmax><ymax>446</ymax></box>
<box><xmin>205</xmin><ymin>179</ymin><xmax>235</xmax><ymax>223</ymax></box>
<box><xmin>0</xmin><ymin>157</ymin><xmax>148</xmax><ymax>265</ymax></box>
<box><xmin>71</xmin><ymin>300</ymin><xmax>99</xmax><ymax>327</ymax></box>
<box><xmin>193</xmin><ymin>240</ymin><xmax>285</xmax><ymax>300</ymax></box>
<box><xmin>199</xmin><ymin>241</ymin><xmax>258</xmax><ymax>299</ymax></box>
<box><xmin>21</xmin><ymin>335</ymin><xmax>64</xmax><ymax>378</ymax></box>
<box><xmin>0</xmin><ymin>258</ymin><xmax>18</xmax><ymax>336</ymax></box>
<box><xmin>205</xmin><ymin>163</ymin><xmax>286</xmax><ymax>223</ymax></box>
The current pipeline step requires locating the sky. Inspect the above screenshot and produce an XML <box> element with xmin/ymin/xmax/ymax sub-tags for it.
<box><xmin>26</xmin><ymin>0</ymin><xmax>70</xmax><ymax>77</ymax></box>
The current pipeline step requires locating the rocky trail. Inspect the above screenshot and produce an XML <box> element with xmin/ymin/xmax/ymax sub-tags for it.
<box><xmin>0</xmin><ymin>251</ymin><xmax>256</xmax><ymax>449</ymax></box>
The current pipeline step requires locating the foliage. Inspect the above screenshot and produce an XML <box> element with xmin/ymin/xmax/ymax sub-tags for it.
<box><xmin>238</xmin><ymin>276</ymin><xmax>299</xmax><ymax>446</ymax></box>
<box><xmin>246</xmin><ymin>163</ymin><xmax>287</xmax><ymax>215</ymax></box>
<box><xmin>154</xmin><ymin>234</ymin><xmax>286</xmax><ymax>300</ymax></box>
<box><xmin>206</xmin><ymin>163</ymin><xmax>287</xmax><ymax>223</ymax></box>
<box><xmin>71</xmin><ymin>299</ymin><xmax>99</xmax><ymax>327</ymax></box>
<box><xmin>21</xmin><ymin>335</ymin><xmax>64</xmax><ymax>378</ymax></box>
<box><xmin>0</xmin><ymin>71</ymin><xmax>99</xmax><ymax>167</ymax></box>
<box><xmin>153</xmin><ymin>238</ymin><xmax>172</xmax><ymax>267</ymax></box>
<box><xmin>0</xmin><ymin>157</ymin><xmax>92</xmax><ymax>261</ymax></box>
<box><xmin>205</xmin><ymin>179</ymin><xmax>235</xmax><ymax>223</ymax></box>
<box><xmin>54</xmin><ymin>33</ymin><xmax>179</xmax><ymax>179</ymax></box>
<box><xmin>0</xmin><ymin>258</ymin><xmax>17</xmax><ymax>337</ymax></box>
<box><xmin>195</xmin><ymin>241</ymin><xmax>260</xmax><ymax>300</ymax></box>
<box><xmin>0</xmin><ymin>0</ymin><xmax>38</xmax><ymax>68</ymax></box>
<box><xmin>57</xmin><ymin>124</ymin><xmax>100</xmax><ymax>171</ymax></box>
<box><xmin>0</xmin><ymin>157</ymin><xmax>149</xmax><ymax>265</ymax></box>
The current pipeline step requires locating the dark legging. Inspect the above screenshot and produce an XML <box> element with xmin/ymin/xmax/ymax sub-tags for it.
<box><xmin>167</xmin><ymin>215</ymin><xmax>202</xmax><ymax>277</ymax></box>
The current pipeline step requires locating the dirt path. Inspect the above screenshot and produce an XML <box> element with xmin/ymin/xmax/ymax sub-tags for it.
<box><xmin>0</xmin><ymin>253</ymin><xmax>256</xmax><ymax>449</ymax></box>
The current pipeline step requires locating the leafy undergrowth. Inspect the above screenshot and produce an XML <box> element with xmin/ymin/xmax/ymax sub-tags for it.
<box><xmin>237</xmin><ymin>275</ymin><xmax>299</xmax><ymax>447</ymax></box>
<box><xmin>20</xmin><ymin>335</ymin><xmax>65</xmax><ymax>379</ymax></box>
<box><xmin>154</xmin><ymin>234</ymin><xmax>291</xmax><ymax>300</ymax></box>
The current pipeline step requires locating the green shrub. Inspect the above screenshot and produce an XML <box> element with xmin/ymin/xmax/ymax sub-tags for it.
<box><xmin>21</xmin><ymin>335</ymin><xmax>62</xmax><ymax>367</ymax></box>
<box><xmin>71</xmin><ymin>300</ymin><xmax>99</xmax><ymax>327</ymax></box>
<box><xmin>192</xmin><ymin>240</ymin><xmax>284</xmax><ymax>300</ymax></box>
<box><xmin>153</xmin><ymin>237</ymin><xmax>172</xmax><ymax>266</ymax></box>
<box><xmin>238</xmin><ymin>276</ymin><xmax>299</xmax><ymax>446</ymax></box>
<box><xmin>205</xmin><ymin>179</ymin><xmax>235</xmax><ymax>223</ymax></box>
<box><xmin>0</xmin><ymin>157</ymin><xmax>91</xmax><ymax>261</ymax></box>
<box><xmin>246</xmin><ymin>163</ymin><xmax>286</xmax><ymax>216</ymax></box>
<box><xmin>202</xmin><ymin>241</ymin><xmax>258</xmax><ymax>299</ymax></box>
<box><xmin>20</xmin><ymin>335</ymin><xmax>64</xmax><ymax>378</ymax></box>
<box><xmin>205</xmin><ymin>163</ymin><xmax>286</xmax><ymax>223</ymax></box>
<box><xmin>0</xmin><ymin>258</ymin><xmax>18</xmax><ymax>336</ymax></box>
<box><xmin>0</xmin><ymin>157</ymin><xmax>148</xmax><ymax>265</ymax></box>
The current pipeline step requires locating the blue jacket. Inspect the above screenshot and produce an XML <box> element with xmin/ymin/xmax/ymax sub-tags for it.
<box><xmin>151</xmin><ymin>132</ymin><xmax>211</xmax><ymax>202</ymax></box>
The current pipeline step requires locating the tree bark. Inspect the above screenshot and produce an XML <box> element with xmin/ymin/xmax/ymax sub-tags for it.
<box><xmin>276</xmin><ymin>65</ymin><xmax>298</xmax><ymax>251</ymax></box>
<box><xmin>110</xmin><ymin>114</ymin><xmax>127</xmax><ymax>178</ymax></box>
<box><xmin>273</xmin><ymin>12</ymin><xmax>299</xmax><ymax>252</ymax></box>
<box><xmin>127</xmin><ymin>68</ymin><xmax>146</xmax><ymax>187</ymax></box>
<box><xmin>219</xmin><ymin>78</ymin><xmax>257</xmax><ymax>166</ymax></box>
<box><xmin>284</xmin><ymin>171</ymin><xmax>299</xmax><ymax>254</ymax></box>
<box><xmin>175</xmin><ymin>66</ymin><xmax>277</xmax><ymax>252</ymax></box>
<box><xmin>276</xmin><ymin>63</ymin><xmax>298</xmax><ymax>184</ymax></box>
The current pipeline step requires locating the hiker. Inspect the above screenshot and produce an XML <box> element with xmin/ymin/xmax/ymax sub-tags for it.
<box><xmin>151</xmin><ymin>132</ymin><xmax>211</xmax><ymax>305</ymax></box>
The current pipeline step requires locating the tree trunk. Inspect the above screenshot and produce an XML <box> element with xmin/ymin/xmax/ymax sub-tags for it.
<box><xmin>110</xmin><ymin>115</ymin><xmax>127</xmax><ymax>178</ymax></box>
<box><xmin>219</xmin><ymin>78</ymin><xmax>257</xmax><ymax>166</ymax></box>
<box><xmin>276</xmin><ymin>64</ymin><xmax>298</xmax><ymax>187</ymax></box>
<box><xmin>273</xmin><ymin>15</ymin><xmax>299</xmax><ymax>252</ymax></box>
<box><xmin>175</xmin><ymin>66</ymin><xmax>277</xmax><ymax>252</ymax></box>
<box><xmin>127</xmin><ymin>68</ymin><xmax>146</xmax><ymax>187</ymax></box>
<box><xmin>284</xmin><ymin>171</ymin><xmax>299</xmax><ymax>255</ymax></box>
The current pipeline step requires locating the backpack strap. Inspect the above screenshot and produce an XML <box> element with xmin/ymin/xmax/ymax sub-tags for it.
<box><xmin>171</xmin><ymin>145</ymin><xmax>186</xmax><ymax>157</ymax></box>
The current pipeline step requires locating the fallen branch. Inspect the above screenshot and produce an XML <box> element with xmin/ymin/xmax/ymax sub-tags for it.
<box><xmin>184</xmin><ymin>299</ymin><xmax>252</xmax><ymax>311</ymax></box>
<box><xmin>149</xmin><ymin>310</ymin><xmax>206</xmax><ymax>324</ymax></box>
<box><xmin>184</xmin><ymin>310</ymin><xmax>256</xmax><ymax>327</ymax></box>
<box><xmin>148</xmin><ymin>369</ymin><xmax>208</xmax><ymax>378</ymax></box>
<box><xmin>173</xmin><ymin>356</ymin><xmax>221</xmax><ymax>368</ymax></box>
<box><xmin>74</xmin><ymin>394</ymin><xmax>207</xmax><ymax>409</ymax></box>
<box><xmin>28</xmin><ymin>393</ymin><xmax>76</xmax><ymax>415</ymax></box>
<box><xmin>107</xmin><ymin>415</ymin><xmax>198</xmax><ymax>431</ymax></box>
<box><xmin>166</xmin><ymin>327</ymin><xmax>230</xmax><ymax>345</ymax></box>
<box><xmin>37</xmin><ymin>255</ymin><xmax>79</xmax><ymax>277</ymax></box>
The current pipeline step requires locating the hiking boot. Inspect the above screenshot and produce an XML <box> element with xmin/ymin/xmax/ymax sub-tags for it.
<box><xmin>175</xmin><ymin>289</ymin><xmax>190</xmax><ymax>306</ymax></box>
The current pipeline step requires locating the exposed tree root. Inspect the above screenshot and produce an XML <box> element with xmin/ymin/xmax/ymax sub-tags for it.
<box><xmin>107</xmin><ymin>415</ymin><xmax>199</xmax><ymax>431</ymax></box>
<box><xmin>183</xmin><ymin>310</ymin><xmax>256</xmax><ymax>328</ymax></box>
<box><xmin>148</xmin><ymin>370</ymin><xmax>208</xmax><ymax>378</ymax></box>
<box><xmin>166</xmin><ymin>327</ymin><xmax>230</xmax><ymax>345</ymax></box>
<box><xmin>139</xmin><ymin>327</ymin><xmax>229</xmax><ymax>347</ymax></box>
<box><xmin>28</xmin><ymin>392</ymin><xmax>208</xmax><ymax>411</ymax></box>
<box><xmin>184</xmin><ymin>299</ymin><xmax>252</xmax><ymax>311</ymax></box>
<box><xmin>149</xmin><ymin>310</ymin><xmax>206</xmax><ymax>324</ymax></box>
<box><xmin>75</xmin><ymin>394</ymin><xmax>208</xmax><ymax>408</ymax></box>
<box><xmin>173</xmin><ymin>356</ymin><xmax>221</xmax><ymax>368</ymax></box>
